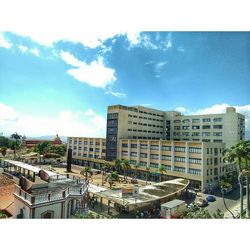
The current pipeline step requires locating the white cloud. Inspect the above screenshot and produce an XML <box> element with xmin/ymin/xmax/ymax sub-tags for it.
<box><xmin>155</xmin><ymin>61</ymin><xmax>168</xmax><ymax>73</ymax></box>
<box><xmin>0</xmin><ymin>32</ymin><xmax>12</xmax><ymax>48</ymax></box>
<box><xmin>0</xmin><ymin>103</ymin><xmax>19</xmax><ymax>121</ymax></box>
<box><xmin>30</xmin><ymin>48</ymin><xmax>40</xmax><ymax>56</ymax></box>
<box><xmin>18</xmin><ymin>45</ymin><xmax>28</xmax><ymax>53</ymax></box>
<box><xmin>60</xmin><ymin>51</ymin><xmax>116</xmax><ymax>88</ymax></box>
<box><xmin>17</xmin><ymin>45</ymin><xmax>40</xmax><ymax>56</ymax></box>
<box><xmin>174</xmin><ymin>106</ymin><xmax>189</xmax><ymax>113</ymax></box>
<box><xmin>105</xmin><ymin>87</ymin><xmax>126</xmax><ymax>98</ymax></box>
<box><xmin>0</xmin><ymin>103</ymin><xmax>106</xmax><ymax>137</ymax></box>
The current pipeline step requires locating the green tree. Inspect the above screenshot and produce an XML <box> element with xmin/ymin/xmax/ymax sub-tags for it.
<box><xmin>10</xmin><ymin>132</ymin><xmax>22</xmax><ymax>159</ymax></box>
<box><xmin>145</xmin><ymin>166</ymin><xmax>150</xmax><ymax>185</ymax></box>
<box><xmin>115</xmin><ymin>159</ymin><xmax>122</xmax><ymax>173</ymax></box>
<box><xmin>46</xmin><ymin>144</ymin><xmax>66</xmax><ymax>156</ymax></box>
<box><xmin>81</xmin><ymin>166</ymin><xmax>93</xmax><ymax>180</ymax></box>
<box><xmin>158</xmin><ymin>165</ymin><xmax>166</xmax><ymax>182</ymax></box>
<box><xmin>133</xmin><ymin>164</ymin><xmax>139</xmax><ymax>178</ymax></box>
<box><xmin>223</xmin><ymin>140</ymin><xmax>250</xmax><ymax>218</ymax></box>
<box><xmin>34</xmin><ymin>141</ymin><xmax>51</xmax><ymax>154</ymax></box>
<box><xmin>0</xmin><ymin>146</ymin><xmax>7</xmax><ymax>157</ymax></box>
<box><xmin>0</xmin><ymin>136</ymin><xmax>9</xmax><ymax>147</ymax></box>
<box><xmin>105</xmin><ymin>171</ymin><xmax>119</xmax><ymax>189</ymax></box>
<box><xmin>121</xmin><ymin>159</ymin><xmax>131</xmax><ymax>181</ymax></box>
<box><xmin>101</xmin><ymin>162</ymin><xmax>111</xmax><ymax>186</ymax></box>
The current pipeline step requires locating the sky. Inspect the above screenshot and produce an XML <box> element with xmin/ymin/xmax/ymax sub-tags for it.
<box><xmin>0</xmin><ymin>2</ymin><xmax>250</xmax><ymax>138</ymax></box>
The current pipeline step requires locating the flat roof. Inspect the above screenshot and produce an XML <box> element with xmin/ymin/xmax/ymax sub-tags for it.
<box><xmin>161</xmin><ymin>199</ymin><xmax>186</xmax><ymax>209</ymax></box>
<box><xmin>3</xmin><ymin>160</ymin><xmax>57</xmax><ymax>177</ymax></box>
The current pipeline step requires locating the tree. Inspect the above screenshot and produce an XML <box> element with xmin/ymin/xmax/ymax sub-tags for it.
<box><xmin>80</xmin><ymin>166</ymin><xmax>93</xmax><ymax>180</ymax></box>
<box><xmin>133</xmin><ymin>164</ymin><xmax>139</xmax><ymax>178</ymax></box>
<box><xmin>0</xmin><ymin>136</ymin><xmax>9</xmax><ymax>147</ymax></box>
<box><xmin>0</xmin><ymin>146</ymin><xmax>7</xmax><ymax>157</ymax></box>
<box><xmin>10</xmin><ymin>132</ymin><xmax>22</xmax><ymax>159</ymax></box>
<box><xmin>223</xmin><ymin>140</ymin><xmax>250</xmax><ymax>218</ymax></box>
<box><xmin>34</xmin><ymin>141</ymin><xmax>51</xmax><ymax>154</ymax></box>
<box><xmin>105</xmin><ymin>171</ymin><xmax>119</xmax><ymax>189</ymax></box>
<box><xmin>158</xmin><ymin>165</ymin><xmax>166</xmax><ymax>182</ymax></box>
<box><xmin>101</xmin><ymin>162</ymin><xmax>111</xmax><ymax>186</ymax></box>
<box><xmin>184</xmin><ymin>204</ymin><xmax>224</xmax><ymax>219</ymax></box>
<box><xmin>121</xmin><ymin>159</ymin><xmax>131</xmax><ymax>181</ymax></box>
<box><xmin>115</xmin><ymin>159</ymin><xmax>122</xmax><ymax>173</ymax></box>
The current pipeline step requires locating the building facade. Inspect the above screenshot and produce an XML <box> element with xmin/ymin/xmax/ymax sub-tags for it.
<box><xmin>106</xmin><ymin>105</ymin><xmax>245</xmax><ymax>160</ymax></box>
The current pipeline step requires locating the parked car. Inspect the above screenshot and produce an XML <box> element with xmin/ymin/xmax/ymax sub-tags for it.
<box><xmin>196</xmin><ymin>198</ymin><xmax>208</xmax><ymax>207</ymax></box>
<box><xmin>206</xmin><ymin>195</ymin><xmax>216</xmax><ymax>202</ymax></box>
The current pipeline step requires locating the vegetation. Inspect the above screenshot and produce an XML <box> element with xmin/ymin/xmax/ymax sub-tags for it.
<box><xmin>71</xmin><ymin>211</ymin><xmax>107</xmax><ymax>219</ymax></box>
<box><xmin>34</xmin><ymin>142</ymin><xmax>66</xmax><ymax>156</ymax></box>
<box><xmin>184</xmin><ymin>204</ymin><xmax>224</xmax><ymax>219</ymax></box>
<box><xmin>105</xmin><ymin>171</ymin><xmax>120</xmax><ymax>189</ymax></box>
<box><xmin>158</xmin><ymin>165</ymin><xmax>166</xmax><ymax>182</ymax></box>
<box><xmin>223</xmin><ymin>140</ymin><xmax>250</xmax><ymax>218</ymax></box>
<box><xmin>0</xmin><ymin>146</ymin><xmax>7</xmax><ymax>157</ymax></box>
<box><xmin>0</xmin><ymin>211</ymin><xmax>8</xmax><ymax>219</ymax></box>
<box><xmin>101</xmin><ymin>162</ymin><xmax>111</xmax><ymax>186</ymax></box>
<box><xmin>10</xmin><ymin>132</ymin><xmax>22</xmax><ymax>159</ymax></box>
<box><xmin>121</xmin><ymin>159</ymin><xmax>131</xmax><ymax>181</ymax></box>
<box><xmin>80</xmin><ymin>166</ymin><xmax>93</xmax><ymax>180</ymax></box>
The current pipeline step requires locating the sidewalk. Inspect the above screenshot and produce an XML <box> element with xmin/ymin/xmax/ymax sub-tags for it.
<box><xmin>224</xmin><ymin>196</ymin><xmax>248</xmax><ymax>219</ymax></box>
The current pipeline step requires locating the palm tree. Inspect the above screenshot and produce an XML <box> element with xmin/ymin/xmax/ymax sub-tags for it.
<box><xmin>133</xmin><ymin>164</ymin><xmax>139</xmax><ymax>178</ymax></box>
<box><xmin>158</xmin><ymin>165</ymin><xmax>166</xmax><ymax>182</ymax></box>
<box><xmin>81</xmin><ymin>166</ymin><xmax>93</xmax><ymax>180</ymax></box>
<box><xmin>223</xmin><ymin>140</ymin><xmax>250</xmax><ymax>218</ymax></box>
<box><xmin>10</xmin><ymin>132</ymin><xmax>22</xmax><ymax>159</ymax></box>
<box><xmin>115</xmin><ymin>159</ymin><xmax>122</xmax><ymax>173</ymax></box>
<box><xmin>121</xmin><ymin>159</ymin><xmax>131</xmax><ymax>181</ymax></box>
<box><xmin>105</xmin><ymin>171</ymin><xmax>119</xmax><ymax>189</ymax></box>
<box><xmin>101</xmin><ymin>162</ymin><xmax>111</xmax><ymax>186</ymax></box>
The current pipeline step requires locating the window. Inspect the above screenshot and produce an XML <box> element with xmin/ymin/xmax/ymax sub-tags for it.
<box><xmin>182</xmin><ymin>119</ymin><xmax>190</xmax><ymax>123</ymax></box>
<box><xmin>213</xmin><ymin>125</ymin><xmax>223</xmax><ymax>129</ymax></box>
<box><xmin>188</xmin><ymin>168</ymin><xmax>201</xmax><ymax>175</ymax></box>
<box><xmin>150</xmin><ymin>154</ymin><xmax>159</xmax><ymax>159</ymax></box>
<box><xmin>202</xmin><ymin>125</ymin><xmax>211</xmax><ymax>129</ymax></box>
<box><xmin>162</xmin><ymin>155</ymin><xmax>171</xmax><ymax>161</ymax></box>
<box><xmin>189</xmin><ymin>147</ymin><xmax>202</xmax><ymax>154</ymax></box>
<box><xmin>192</xmin><ymin>125</ymin><xmax>200</xmax><ymax>130</ymax></box>
<box><xmin>182</xmin><ymin>126</ymin><xmax>190</xmax><ymax>130</ymax></box>
<box><xmin>192</xmin><ymin>132</ymin><xmax>200</xmax><ymax>136</ymax></box>
<box><xmin>189</xmin><ymin>158</ymin><xmax>201</xmax><ymax>164</ymax></box>
<box><xmin>192</xmin><ymin>118</ymin><xmax>200</xmax><ymax>123</ymax></box>
<box><xmin>213</xmin><ymin>117</ymin><xmax>222</xmax><ymax>122</ymax></box>
<box><xmin>202</xmin><ymin>132</ymin><xmax>210</xmax><ymax>136</ymax></box>
<box><xmin>122</xmin><ymin>151</ymin><xmax>128</xmax><ymax>156</ymax></box>
<box><xmin>213</xmin><ymin>139</ymin><xmax>222</xmax><ymax>143</ymax></box>
<box><xmin>213</xmin><ymin>132</ymin><xmax>222</xmax><ymax>136</ymax></box>
<box><xmin>175</xmin><ymin>156</ymin><xmax>186</xmax><ymax>162</ymax></box>
<box><xmin>173</xmin><ymin>166</ymin><xmax>185</xmax><ymax>173</ymax></box>
<box><xmin>150</xmin><ymin>145</ymin><xmax>159</xmax><ymax>150</ymax></box>
<box><xmin>174</xmin><ymin>126</ymin><xmax>181</xmax><ymax>130</ymax></box>
<box><xmin>174</xmin><ymin>120</ymin><xmax>181</xmax><ymax>123</ymax></box>
<box><xmin>131</xmin><ymin>144</ymin><xmax>137</xmax><ymax>148</ymax></box>
<box><xmin>162</xmin><ymin>165</ymin><xmax>171</xmax><ymax>170</ymax></box>
<box><xmin>139</xmin><ymin>161</ymin><xmax>147</xmax><ymax>166</ymax></box>
<box><xmin>202</xmin><ymin>118</ymin><xmax>211</xmax><ymax>122</ymax></box>
<box><xmin>150</xmin><ymin>163</ymin><xmax>158</xmax><ymax>168</ymax></box>
<box><xmin>182</xmin><ymin>132</ymin><xmax>190</xmax><ymax>136</ymax></box>
<box><xmin>174</xmin><ymin>146</ymin><xmax>186</xmax><ymax>152</ymax></box>
<box><xmin>162</xmin><ymin>146</ymin><xmax>172</xmax><ymax>151</ymax></box>
<box><xmin>131</xmin><ymin>152</ymin><xmax>137</xmax><ymax>157</ymax></box>
<box><xmin>122</xmin><ymin>143</ymin><xmax>128</xmax><ymax>147</ymax></box>
<box><xmin>140</xmin><ymin>153</ymin><xmax>147</xmax><ymax>158</ymax></box>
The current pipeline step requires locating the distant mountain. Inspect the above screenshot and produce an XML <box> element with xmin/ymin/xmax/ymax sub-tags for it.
<box><xmin>27</xmin><ymin>135</ymin><xmax>68</xmax><ymax>143</ymax></box>
<box><xmin>246</xmin><ymin>131</ymin><xmax>250</xmax><ymax>140</ymax></box>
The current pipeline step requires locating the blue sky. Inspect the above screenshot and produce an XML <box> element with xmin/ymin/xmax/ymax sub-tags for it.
<box><xmin>0</xmin><ymin>31</ymin><xmax>250</xmax><ymax>137</ymax></box>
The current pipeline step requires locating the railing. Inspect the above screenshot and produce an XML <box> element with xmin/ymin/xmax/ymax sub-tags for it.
<box><xmin>14</xmin><ymin>184</ymin><xmax>87</xmax><ymax>205</ymax></box>
<box><xmin>49</xmin><ymin>174</ymin><xmax>82</xmax><ymax>182</ymax></box>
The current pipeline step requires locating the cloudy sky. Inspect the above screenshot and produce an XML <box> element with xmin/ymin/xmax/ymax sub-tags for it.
<box><xmin>0</xmin><ymin>1</ymin><xmax>250</xmax><ymax>138</ymax></box>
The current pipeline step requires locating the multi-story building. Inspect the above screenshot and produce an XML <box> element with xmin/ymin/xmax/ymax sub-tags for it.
<box><xmin>67</xmin><ymin>104</ymin><xmax>244</xmax><ymax>191</ymax></box>
<box><xmin>106</xmin><ymin>105</ymin><xmax>245</xmax><ymax>160</ymax></box>
<box><xmin>119</xmin><ymin>139</ymin><xmax>235</xmax><ymax>190</ymax></box>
